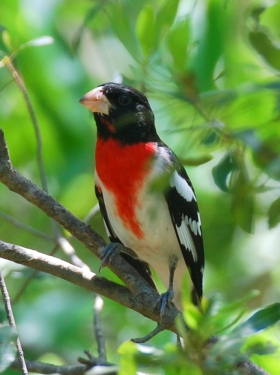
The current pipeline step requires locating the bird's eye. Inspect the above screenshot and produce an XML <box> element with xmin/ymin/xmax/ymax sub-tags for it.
<box><xmin>118</xmin><ymin>94</ymin><xmax>131</xmax><ymax>106</ymax></box>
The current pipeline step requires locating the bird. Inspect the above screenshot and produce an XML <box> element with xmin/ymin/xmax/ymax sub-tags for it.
<box><xmin>79</xmin><ymin>82</ymin><xmax>204</xmax><ymax>313</ymax></box>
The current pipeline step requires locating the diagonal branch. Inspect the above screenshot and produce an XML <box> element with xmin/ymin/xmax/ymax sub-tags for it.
<box><xmin>0</xmin><ymin>128</ymin><xmax>179</xmax><ymax>331</ymax></box>
<box><xmin>0</xmin><ymin>128</ymin><xmax>270</xmax><ymax>375</ymax></box>
<box><xmin>0</xmin><ymin>240</ymin><xmax>135</xmax><ymax>309</ymax></box>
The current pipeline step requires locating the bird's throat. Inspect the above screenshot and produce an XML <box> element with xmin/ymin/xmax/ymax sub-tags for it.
<box><xmin>95</xmin><ymin>138</ymin><xmax>156</xmax><ymax>238</ymax></box>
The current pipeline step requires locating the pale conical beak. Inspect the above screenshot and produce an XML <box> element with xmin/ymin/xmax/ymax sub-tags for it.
<box><xmin>79</xmin><ymin>87</ymin><xmax>111</xmax><ymax>115</ymax></box>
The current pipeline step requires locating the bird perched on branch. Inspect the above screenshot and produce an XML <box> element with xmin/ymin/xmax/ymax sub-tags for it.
<box><xmin>80</xmin><ymin>82</ymin><xmax>204</xmax><ymax>313</ymax></box>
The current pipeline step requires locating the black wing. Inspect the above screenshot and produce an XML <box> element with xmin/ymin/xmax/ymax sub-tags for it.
<box><xmin>163</xmin><ymin>151</ymin><xmax>204</xmax><ymax>305</ymax></box>
<box><xmin>95</xmin><ymin>185</ymin><xmax>157</xmax><ymax>290</ymax></box>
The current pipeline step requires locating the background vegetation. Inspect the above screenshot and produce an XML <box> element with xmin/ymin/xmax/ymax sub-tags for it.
<box><xmin>1</xmin><ymin>0</ymin><xmax>280</xmax><ymax>373</ymax></box>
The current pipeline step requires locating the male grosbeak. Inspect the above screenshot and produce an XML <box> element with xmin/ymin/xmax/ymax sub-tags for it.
<box><xmin>80</xmin><ymin>82</ymin><xmax>204</xmax><ymax>312</ymax></box>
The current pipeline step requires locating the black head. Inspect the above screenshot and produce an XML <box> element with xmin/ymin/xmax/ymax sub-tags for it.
<box><xmin>80</xmin><ymin>82</ymin><xmax>159</xmax><ymax>143</ymax></box>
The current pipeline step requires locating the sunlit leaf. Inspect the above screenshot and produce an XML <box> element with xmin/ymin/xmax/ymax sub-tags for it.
<box><xmin>136</xmin><ymin>5</ymin><xmax>156</xmax><ymax>57</ymax></box>
<box><xmin>118</xmin><ymin>341</ymin><xmax>138</xmax><ymax>375</ymax></box>
<box><xmin>155</xmin><ymin>0</ymin><xmax>179</xmax><ymax>41</ymax></box>
<box><xmin>22</xmin><ymin>36</ymin><xmax>54</xmax><ymax>48</ymax></box>
<box><xmin>182</xmin><ymin>302</ymin><xmax>203</xmax><ymax>331</ymax></box>
<box><xmin>166</xmin><ymin>18</ymin><xmax>190</xmax><ymax>71</ymax></box>
<box><xmin>134</xmin><ymin>344</ymin><xmax>164</xmax><ymax>366</ymax></box>
<box><xmin>1</xmin><ymin>28</ymin><xmax>12</xmax><ymax>53</ymax></box>
<box><xmin>180</xmin><ymin>154</ymin><xmax>213</xmax><ymax>166</ymax></box>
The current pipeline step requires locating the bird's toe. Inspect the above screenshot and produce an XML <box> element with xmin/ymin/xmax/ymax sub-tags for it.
<box><xmin>99</xmin><ymin>242</ymin><xmax>123</xmax><ymax>271</ymax></box>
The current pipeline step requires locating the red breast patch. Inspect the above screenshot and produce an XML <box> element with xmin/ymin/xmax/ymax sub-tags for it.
<box><xmin>96</xmin><ymin>138</ymin><xmax>156</xmax><ymax>238</ymax></box>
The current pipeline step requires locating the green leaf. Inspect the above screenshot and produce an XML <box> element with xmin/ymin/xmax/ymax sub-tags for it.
<box><xmin>136</xmin><ymin>5</ymin><xmax>157</xmax><ymax>57</ymax></box>
<box><xmin>110</xmin><ymin>3</ymin><xmax>140</xmax><ymax>60</ymax></box>
<box><xmin>253</xmin><ymin>143</ymin><xmax>280</xmax><ymax>181</ymax></box>
<box><xmin>231</xmin><ymin>167</ymin><xmax>254</xmax><ymax>233</ymax></box>
<box><xmin>155</xmin><ymin>0</ymin><xmax>179</xmax><ymax>41</ymax></box>
<box><xmin>118</xmin><ymin>341</ymin><xmax>138</xmax><ymax>375</ymax></box>
<box><xmin>134</xmin><ymin>344</ymin><xmax>164</xmax><ymax>366</ymax></box>
<box><xmin>191</xmin><ymin>0</ymin><xmax>225</xmax><ymax>91</ymax></box>
<box><xmin>0</xmin><ymin>326</ymin><xmax>17</xmax><ymax>373</ymax></box>
<box><xmin>22</xmin><ymin>36</ymin><xmax>54</xmax><ymax>48</ymax></box>
<box><xmin>235</xmin><ymin>130</ymin><xmax>280</xmax><ymax>181</ymax></box>
<box><xmin>166</xmin><ymin>18</ymin><xmax>190</xmax><ymax>71</ymax></box>
<box><xmin>249</xmin><ymin>29</ymin><xmax>280</xmax><ymax>71</ymax></box>
<box><xmin>234</xmin><ymin>303</ymin><xmax>280</xmax><ymax>337</ymax></box>
<box><xmin>180</xmin><ymin>154</ymin><xmax>213</xmax><ymax>166</ymax></box>
<box><xmin>1</xmin><ymin>28</ymin><xmax>13</xmax><ymax>53</ymax></box>
<box><xmin>212</xmin><ymin>153</ymin><xmax>235</xmax><ymax>192</ymax></box>
<box><xmin>268</xmin><ymin>197</ymin><xmax>280</xmax><ymax>228</ymax></box>
<box><xmin>246</xmin><ymin>341</ymin><xmax>277</xmax><ymax>356</ymax></box>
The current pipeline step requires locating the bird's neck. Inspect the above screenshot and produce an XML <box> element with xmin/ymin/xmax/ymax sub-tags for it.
<box><xmin>94</xmin><ymin>113</ymin><xmax>160</xmax><ymax>144</ymax></box>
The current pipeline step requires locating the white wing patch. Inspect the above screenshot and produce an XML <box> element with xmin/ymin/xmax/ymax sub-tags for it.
<box><xmin>176</xmin><ymin>220</ymin><xmax>198</xmax><ymax>261</ymax></box>
<box><xmin>187</xmin><ymin>212</ymin><xmax>202</xmax><ymax>237</ymax></box>
<box><xmin>170</xmin><ymin>172</ymin><xmax>196</xmax><ymax>202</ymax></box>
<box><xmin>170</xmin><ymin>171</ymin><xmax>202</xmax><ymax>262</ymax></box>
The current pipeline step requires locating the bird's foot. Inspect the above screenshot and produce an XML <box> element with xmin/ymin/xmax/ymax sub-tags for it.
<box><xmin>157</xmin><ymin>288</ymin><xmax>175</xmax><ymax>321</ymax></box>
<box><xmin>131</xmin><ymin>324</ymin><xmax>164</xmax><ymax>343</ymax></box>
<box><xmin>99</xmin><ymin>242</ymin><xmax>123</xmax><ymax>272</ymax></box>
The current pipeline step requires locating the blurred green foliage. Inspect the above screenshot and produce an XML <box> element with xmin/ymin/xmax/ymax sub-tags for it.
<box><xmin>1</xmin><ymin>0</ymin><xmax>280</xmax><ymax>373</ymax></box>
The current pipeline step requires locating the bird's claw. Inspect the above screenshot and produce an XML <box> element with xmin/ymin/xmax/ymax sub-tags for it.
<box><xmin>99</xmin><ymin>242</ymin><xmax>123</xmax><ymax>272</ymax></box>
<box><xmin>130</xmin><ymin>290</ymin><xmax>175</xmax><ymax>343</ymax></box>
<box><xmin>157</xmin><ymin>288</ymin><xmax>175</xmax><ymax>321</ymax></box>
<box><xmin>131</xmin><ymin>324</ymin><xmax>164</xmax><ymax>343</ymax></box>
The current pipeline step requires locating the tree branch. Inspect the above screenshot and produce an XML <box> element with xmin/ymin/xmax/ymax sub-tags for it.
<box><xmin>11</xmin><ymin>359</ymin><xmax>118</xmax><ymax>375</ymax></box>
<box><xmin>0</xmin><ymin>240</ymin><xmax>156</xmax><ymax>318</ymax></box>
<box><xmin>0</xmin><ymin>129</ymin><xmax>271</xmax><ymax>374</ymax></box>
<box><xmin>0</xmin><ymin>128</ymin><xmax>179</xmax><ymax>331</ymax></box>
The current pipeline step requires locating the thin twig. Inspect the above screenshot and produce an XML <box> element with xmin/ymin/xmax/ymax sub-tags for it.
<box><xmin>3</xmin><ymin>59</ymin><xmax>85</xmax><ymax>270</ymax></box>
<box><xmin>93</xmin><ymin>294</ymin><xmax>107</xmax><ymax>363</ymax></box>
<box><xmin>83</xmin><ymin>203</ymin><xmax>100</xmax><ymax>223</ymax></box>
<box><xmin>3</xmin><ymin>57</ymin><xmax>48</xmax><ymax>193</ymax></box>
<box><xmin>0</xmin><ymin>270</ymin><xmax>28</xmax><ymax>375</ymax></box>
<box><xmin>57</xmin><ymin>236</ymin><xmax>90</xmax><ymax>271</ymax></box>
<box><xmin>0</xmin><ymin>211</ymin><xmax>53</xmax><ymax>241</ymax></box>
<box><xmin>12</xmin><ymin>238</ymin><xmax>89</xmax><ymax>304</ymax></box>
<box><xmin>12</xmin><ymin>268</ymin><xmax>42</xmax><ymax>304</ymax></box>
<box><xmin>12</xmin><ymin>243</ymin><xmax>60</xmax><ymax>304</ymax></box>
<box><xmin>0</xmin><ymin>81</ymin><xmax>89</xmax><ymax>296</ymax></box>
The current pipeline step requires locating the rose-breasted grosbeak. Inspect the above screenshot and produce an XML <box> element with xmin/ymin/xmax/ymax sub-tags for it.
<box><xmin>80</xmin><ymin>82</ymin><xmax>204</xmax><ymax>311</ymax></box>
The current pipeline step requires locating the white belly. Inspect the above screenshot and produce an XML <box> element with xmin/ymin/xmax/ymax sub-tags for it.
<box><xmin>96</xmin><ymin>171</ymin><xmax>188</xmax><ymax>309</ymax></box>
